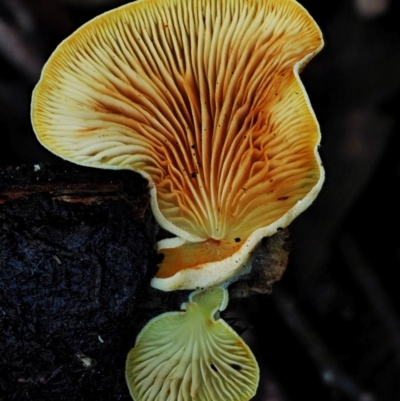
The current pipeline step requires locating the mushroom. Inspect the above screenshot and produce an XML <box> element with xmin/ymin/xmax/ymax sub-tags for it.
<box><xmin>31</xmin><ymin>0</ymin><xmax>324</xmax><ymax>291</ymax></box>
<box><xmin>126</xmin><ymin>286</ymin><xmax>259</xmax><ymax>401</ymax></box>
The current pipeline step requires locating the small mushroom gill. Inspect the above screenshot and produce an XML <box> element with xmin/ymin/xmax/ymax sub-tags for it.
<box><xmin>126</xmin><ymin>287</ymin><xmax>259</xmax><ymax>401</ymax></box>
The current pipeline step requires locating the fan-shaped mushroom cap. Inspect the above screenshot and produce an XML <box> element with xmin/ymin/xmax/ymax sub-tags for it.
<box><xmin>126</xmin><ymin>286</ymin><xmax>259</xmax><ymax>401</ymax></box>
<box><xmin>31</xmin><ymin>0</ymin><xmax>324</xmax><ymax>291</ymax></box>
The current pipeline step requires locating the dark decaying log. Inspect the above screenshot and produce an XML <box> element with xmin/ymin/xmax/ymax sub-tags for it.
<box><xmin>0</xmin><ymin>163</ymin><xmax>157</xmax><ymax>401</ymax></box>
<box><xmin>0</xmin><ymin>163</ymin><xmax>290</xmax><ymax>401</ymax></box>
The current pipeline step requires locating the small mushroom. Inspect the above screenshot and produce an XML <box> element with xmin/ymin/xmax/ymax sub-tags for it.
<box><xmin>31</xmin><ymin>0</ymin><xmax>324</xmax><ymax>291</ymax></box>
<box><xmin>125</xmin><ymin>286</ymin><xmax>259</xmax><ymax>401</ymax></box>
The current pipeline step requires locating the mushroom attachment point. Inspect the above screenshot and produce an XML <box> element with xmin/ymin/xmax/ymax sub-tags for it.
<box><xmin>31</xmin><ymin>0</ymin><xmax>324</xmax><ymax>291</ymax></box>
<box><xmin>125</xmin><ymin>287</ymin><xmax>259</xmax><ymax>401</ymax></box>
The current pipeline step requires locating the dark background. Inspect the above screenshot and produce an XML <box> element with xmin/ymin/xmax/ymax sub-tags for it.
<box><xmin>1</xmin><ymin>0</ymin><xmax>399</xmax><ymax>400</ymax></box>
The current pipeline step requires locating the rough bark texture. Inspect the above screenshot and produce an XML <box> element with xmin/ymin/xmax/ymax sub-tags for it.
<box><xmin>0</xmin><ymin>163</ymin><xmax>157</xmax><ymax>401</ymax></box>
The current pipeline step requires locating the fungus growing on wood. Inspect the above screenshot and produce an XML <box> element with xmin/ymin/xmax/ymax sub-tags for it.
<box><xmin>31</xmin><ymin>0</ymin><xmax>324</xmax><ymax>291</ymax></box>
<box><xmin>126</xmin><ymin>286</ymin><xmax>259</xmax><ymax>401</ymax></box>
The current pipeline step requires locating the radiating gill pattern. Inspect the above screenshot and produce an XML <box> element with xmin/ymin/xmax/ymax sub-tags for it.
<box><xmin>126</xmin><ymin>287</ymin><xmax>259</xmax><ymax>401</ymax></box>
<box><xmin>32</xmin><ymin>0</ymin><xmax>323</xmax><ymax>245</ymax></box>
